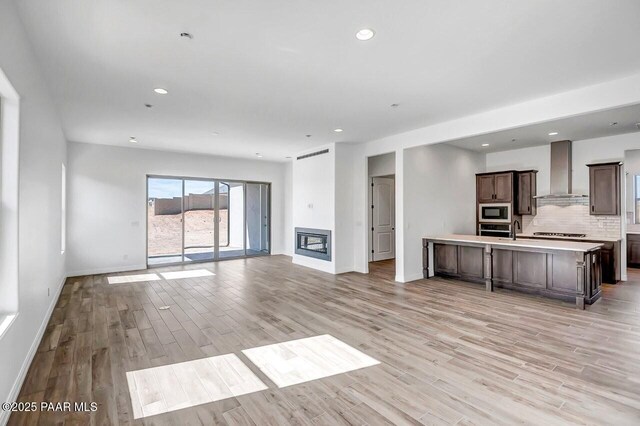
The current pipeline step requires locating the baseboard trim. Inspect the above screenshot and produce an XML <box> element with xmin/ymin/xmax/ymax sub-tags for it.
<box><xmin>395</xmin><ymin>272</ymin><xmax>424</xmax><ymax>283</ymax></box>
<box><xmin>1</xmin><ymin>273</ymin><xmax>66</xmax><ymax>426</ymax></box>
<box><xmin>67</xmin><ymin>263</ymin><xmax>148</xmax><ymax>278</ymax></box>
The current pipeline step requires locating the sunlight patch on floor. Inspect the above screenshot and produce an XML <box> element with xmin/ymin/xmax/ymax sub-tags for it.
<box><xmin>126</xmin><ymin>353</ymin><xmax>267</xmax><ymax>419</ymax></box>
<box><xmin>160</xmin><ymin>269</ymin><xmax>215</xmax><ymax>280</ymax></box>
<box><xmin>107</xmin><ymin>273</ymin><xmax>161</xmax><ymax>284</ymax></box>
<box><xmin>242</xmin><ymin>334</ymin><xmax>380</xmax><ymax>388</ymax></box>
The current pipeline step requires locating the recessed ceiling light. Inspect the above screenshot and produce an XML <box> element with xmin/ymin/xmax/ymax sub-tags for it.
<box><xmin>129</xmin><ymin>137</ymin><xmax>137</xmax><ymax>143</ymax></box>
<box><xmin>356</xmin><ymin>28</ymin><xmax>375</xmax><ymax>41</ymax></box>
<box><xmin>481</xmin><ymin>143</ymin><xmax>490</xmax><ymax>147</ymax></box>
<box><xmin>548</xmin><ymin>132</ymin><xmax>558</xmax><ymax>136</ymax></box>
<box><xmin>154</xmin><ymin>88</ymin><xmax>168</xmax><ymax>95</ymax></box>
<box><xmin>334</xmin><ymin>128</ymin><xmax>343</xmax><ymax>133</ymax></box>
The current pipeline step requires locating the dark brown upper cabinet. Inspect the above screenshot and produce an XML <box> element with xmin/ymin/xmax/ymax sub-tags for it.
<box><xmin>517</xmin><ymin>171</ymin><xmax>537</xmax><ymax>215</ymax></box>
<box><xmin>493</xmin><ymin>173</ymin><xmax>513</xmax><ymax>202</ymax></box>
<box><xmin>588</xmin><ymin>162</ymin><xmax>621</xmax><ymax>216</ymax></box>
<box><xmin>477</xmin><ymin>175</ymin><xmax>496</xmax><ymax>203</ymax></box>
<box><xmin>476</xmin><ymin>172</ymin><xmax>513</xmax><ymax>203</ymax></box>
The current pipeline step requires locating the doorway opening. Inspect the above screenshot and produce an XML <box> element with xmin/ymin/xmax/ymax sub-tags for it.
<box><xmin>368</xmin><ymin>152</ymin><xmax>396</xmax><ymax>272</ymax></box>
<box><xmin>146</xmin><ymin>175</ymin><xmax>270</xmax><ymax>267</ymax></box>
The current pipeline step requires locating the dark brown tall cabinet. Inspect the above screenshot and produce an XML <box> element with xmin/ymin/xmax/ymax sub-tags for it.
<box><xmin>627</xmin><ymin>234</ymin><xmax>640</xmax><ymax>268</ymax></box>
<box><xmin>517</xmin><ymin>171</ymin><xmax>537</xmax><ymax>215</ymax></box>
<box><xmin>588</xmin><ymin>162</ymin><xmax>621</xmax><ymax>215</ymax></box>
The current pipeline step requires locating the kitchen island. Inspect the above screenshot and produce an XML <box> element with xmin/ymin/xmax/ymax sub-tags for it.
<box><xmin>422</xmin><ymin>234</ymin><xmax>603</xmax><ymax>309</ymax></box>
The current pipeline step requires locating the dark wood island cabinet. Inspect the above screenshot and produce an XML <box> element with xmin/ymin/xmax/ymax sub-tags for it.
<box><xmin>423</xmin><ymin>235</ymin><xmax>602</xmax><ymax>309</ymax></box>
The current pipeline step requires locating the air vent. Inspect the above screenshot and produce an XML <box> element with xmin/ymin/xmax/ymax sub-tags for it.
<box><xmin>296</xmin><ymin>149</ymin><xmax>329</xmax><ymax>160</ymax></box>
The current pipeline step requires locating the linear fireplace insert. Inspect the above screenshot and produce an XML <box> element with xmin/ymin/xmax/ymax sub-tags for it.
<box><xmin>295</xmin><ymin>228</ymin><xmax>331</xmax><ymax>261</ymax></box>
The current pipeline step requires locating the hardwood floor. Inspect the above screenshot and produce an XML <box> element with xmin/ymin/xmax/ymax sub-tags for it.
<box><xmin>9</xmin><ymin>256</ymin><xmax>640</xmax><ymax>425</ymax></box>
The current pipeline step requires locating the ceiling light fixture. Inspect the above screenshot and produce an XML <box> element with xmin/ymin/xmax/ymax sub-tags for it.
<box><xmin>356</xmin><ymin>28</ymin><xmax>375</xmax><ymax>41</ymax></box>
<box><xmin>548</xmin><ymin>132</ymin><xmax>558</xmax><ymax>136</ymax></box>
<box><xmin>129</xmin><ymin>137</ymin><xmax>137</xmax><ymax>143</ymax></box>
<box><xmin>481</xmin><ymin>143</ymin><xmax>490</xmax><ymax>147</ymax></box>
<box><xmin>154</xmin><ymin>88</ymin><xmax>168</xmax><ymax>95</ymax></box>
<box><xmin>334</xmin><ymin>128</ymin><xmax>343</xmax><ymax>133</ymax></box>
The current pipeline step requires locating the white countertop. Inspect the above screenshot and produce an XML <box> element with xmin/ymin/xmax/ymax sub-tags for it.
<box><xmin>424</xmin><ymin>234</ymin><xmax>603</xmax><ymax>252</ymax></box>
<box><xmin>518</xmin><ymin>233</ymin><xmax>621</xmax><ymax>243</ymax></box>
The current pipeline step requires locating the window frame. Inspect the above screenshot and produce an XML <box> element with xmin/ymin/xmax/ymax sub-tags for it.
<box><xmin>0</xmin><ymin>67</ymin><xmax>21</xmax><ymax>339</ymax></box>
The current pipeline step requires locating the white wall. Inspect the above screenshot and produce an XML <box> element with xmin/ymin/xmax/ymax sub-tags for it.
<box><xmin>624</xmin><ymin>149</ymin><xmax>640</xmax><ymax>232</ymax></box>
<box><xmin>67</xmin><ymin>142</ymin><xmax>288</xmax><ymax>276</ymax></box>
<box><xmin>291</xmin><ymin>144</ymin><xmax>336</xmax><ymax>273</ymax></box>
<box><xmin>368</xmin><ymin>152</ymin><xmax>395</xmax><ymax>177</ymax></box>
<box><xmin>284</xmin><ymin>161</ymin><xmax>293</xmax><ymax>255</ymax></box>
<box><xmin>0</xmin><ymin>0</ymin><xmax>68</xmax><ymax>420</ymax></box>
<box><xmin>403</xmin><ymin>144</ymin><xmax>485</xmax><ymax>281</ymax></box>
<box><xmin>334</xmin><ymin>143</ymin><xmax>356</xmax><ymax>273</ymax></box>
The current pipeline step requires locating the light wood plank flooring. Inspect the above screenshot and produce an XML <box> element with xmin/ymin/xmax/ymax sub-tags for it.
<box><xmin>9</xmin><ymin>256</ymin><xmax>640</xmax><ymax>425</ymax></box>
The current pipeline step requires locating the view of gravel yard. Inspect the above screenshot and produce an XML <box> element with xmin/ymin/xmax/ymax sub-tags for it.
<box><xmin>147</xmin><ymin>206</ymin><xmax>230</xmax><ymax>259</ymax></box>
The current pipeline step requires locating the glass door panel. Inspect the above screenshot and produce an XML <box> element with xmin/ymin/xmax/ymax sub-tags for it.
<box><xmin>246</xmin><ymin>183</ymin><xmax>270</xmax><ymax>255</ymax></box>
<box><xmin>183</xmin><ymin>179</ymin><xmax>216</xmax><ymax>262</ymax></box>
<box><xmin>147</xmin><ymin>177</ymin><xmax>184</xmax><ymax>265</ymax></box>
<box><xmin>219</xmin><ymin>181</ymin><xmax>245</xmax><ymax>259</ymax></box>
<box><xmin>147</xmin><ymin>176</ymin><xmax>269</xmax><ymax>267</ymax></box>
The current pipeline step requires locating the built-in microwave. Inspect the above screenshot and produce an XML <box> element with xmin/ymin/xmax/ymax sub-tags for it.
<box><xmin>479</xmin><ymin>203</ymin><xmax>511</xmax><ymax>223</ymax></box>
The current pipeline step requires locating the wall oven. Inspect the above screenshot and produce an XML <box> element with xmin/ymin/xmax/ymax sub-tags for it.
<box><xmin>479</xmin><ymin>223</ymin><xmax>512</xmax><ymax>237</ymax></box>
<box><xmin>479</xmin><ymin>203</ymin><xmax>511</xmax><ymax>223</ymax></box>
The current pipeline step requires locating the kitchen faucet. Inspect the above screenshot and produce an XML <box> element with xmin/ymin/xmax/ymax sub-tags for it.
<box><xmin>511</xmin><ymin>219</ymin><xmax>522</xmax><ymax>240</ymax></box>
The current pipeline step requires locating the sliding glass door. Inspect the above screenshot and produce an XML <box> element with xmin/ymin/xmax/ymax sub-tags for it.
<box><xmin>183</xmin><ymin>179</ymin><xmax>216</xmax><ymax>262</ymax></box>
<box><xmin>147</xmin><ymin>177</ymin><xmax>184</xmax><ymax>265</ymax></box>
<box><xmin>219</xmin><ymin>181</ymin><xmax>246</xmax><ymax>259</ymax></box>
<box><xmin>246</xmin><ymin>183</ymin><xmax>270</xmax><ymax>255</ymax></box>
<box><xmin>147</xmin><ymin>176</ymin><xmax>269</xmax><ymax>266</ymax></box>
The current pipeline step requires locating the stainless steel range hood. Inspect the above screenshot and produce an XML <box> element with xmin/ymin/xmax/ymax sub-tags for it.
<box><xmin>534</xmin><ymin>140</ymin><xmax>588</xmax><ymax>199</ymax></box>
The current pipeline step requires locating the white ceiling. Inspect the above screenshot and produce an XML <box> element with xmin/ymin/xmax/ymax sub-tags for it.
<box><xmin>15</xmin><ymin>0</ymin><xmax>640</xmax><ymax>161</ymax></box>
<box><xmin>446</xmin><ymin>103</ymin><xmax>640</xmax><ymax>153</ymax></box>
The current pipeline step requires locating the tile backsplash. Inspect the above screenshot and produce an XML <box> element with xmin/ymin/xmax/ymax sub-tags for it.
<box><xmin>522</xmin><ymin>197</ymin><xmax>621</xmax><ymax>238</ymax></box>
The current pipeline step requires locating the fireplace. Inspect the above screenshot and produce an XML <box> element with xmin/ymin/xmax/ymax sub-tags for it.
<box><xmin>295</xmin><ymin>228</ymin><xmax>331</xmax><ymax>261</ymax></box>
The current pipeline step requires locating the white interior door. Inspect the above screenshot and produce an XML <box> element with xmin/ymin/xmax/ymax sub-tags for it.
<box><xmin>371</xmin><ymin>177</ymin><xmax>395</xmax><ymax>261</ymax></box>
